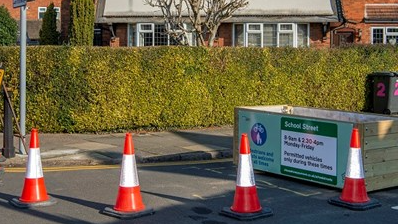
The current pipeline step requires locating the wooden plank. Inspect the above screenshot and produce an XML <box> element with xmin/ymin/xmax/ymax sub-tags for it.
<box><xmin>363</xmin><ymin>133</ymin><xmax>398</xmax><ymax>150</ymax></box>
<box><xmin>363</xmin><ymin>120</ymin><xmax>398</xmax><ymax>137</ymax></box>
<box><xmin>363</xmin><ymin>146</ymin><xmax>398</xmax><ymax>164</ymax></box>
<box><xmin>364</xmin><ymin>160</ymin><xmax>398</xmax><ymax>177</ymax></box>
<box><xmin>365</xmin><ymin>172</ymin><xmax>398</xmax><ymax>192</ymax></box>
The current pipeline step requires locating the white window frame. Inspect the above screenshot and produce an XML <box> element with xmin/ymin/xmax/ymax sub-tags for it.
<box><xmin>246</xmin><ymin>23</ymin><xmax>263</xmax><ymax>47</ymax></box>
<box><xmin>371</xmin><ymin>27</ymin><xmax>398</xmax><ymax>44</ymax></box>
<box><xmin>385</xmin><ymin>27</ymin><xmax>398</xmax><ymax>45</ymax></box>
<box><xmin>278</xmin><ymin>23</ymin><xmax>295</xmax><ymax>47</ymax></box>
<box><xmin>38</xmin><ymin>6</ymin><xmax>60</xmax><ymax>20</ymax></box>
<box><xmin>233</xmin><ymin>23</ymin><xmax>309</xmax><ymax>48</ymax></box>
<box><xmin>137</xmin><ymin>23</ymin><xmax>154</xmax><ymax>46</ymax></box>
<box><xmin>131</xmin><ymin>23</ymin><xmax>196</xmax><ymax>47</ymax></box>
<box><xmin>297</xmin><ymin>23</ymin><xmax>310</xmax><ymax>47</ymax></box>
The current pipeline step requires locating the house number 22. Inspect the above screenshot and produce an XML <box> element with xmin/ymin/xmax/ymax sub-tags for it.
<box><xmin>376</xmin><ymin>82</ymin><xmax>398</xmax><ymax>97</ymax></box>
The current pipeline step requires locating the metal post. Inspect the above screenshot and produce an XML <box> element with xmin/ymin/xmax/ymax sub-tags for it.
<box><xmin>19</xmin><ymin>6</ymin><xmax>27</xmax><ymax>155</ymax></box>
<box><xmin>3</xmin><ymin>88</ymin><xmax>15</xmax><ymax>158</ymax></box>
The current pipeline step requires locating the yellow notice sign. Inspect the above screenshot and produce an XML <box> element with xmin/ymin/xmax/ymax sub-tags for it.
<box><xmin>0</xmin><ymin>68</ymin><xmax>4</xmax><ymax>85</ymax></box>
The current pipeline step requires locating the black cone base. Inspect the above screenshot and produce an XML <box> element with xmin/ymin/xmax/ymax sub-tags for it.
<box><xmin>9</xmin><ymin>196</ymin><xmax>57</xmax><ymax>209</ymax></box>
<box><xmin>328</xmin><ymin>196</ymin><xmax>381</xmax><ymax>211</ymax></box>
<box><xmin>220</xmin><ymin>206</ymin><xmax>273</xmax><ymax>221</ymax></box>
<box><xmin>102</xmin><ymin>206</ymin><xmax>154</xmax><ymax>219</ymax></box>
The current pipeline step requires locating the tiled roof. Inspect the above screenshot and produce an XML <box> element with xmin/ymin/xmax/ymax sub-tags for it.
<box><xmin>365</xmin><ymin>4</ymin><xmax>398</xmax><ymax>22</ymax></box>
<box><xmin>97</xmin><ymin>0</ymin><xmax>339</xmax><ymax>23</ymax></box>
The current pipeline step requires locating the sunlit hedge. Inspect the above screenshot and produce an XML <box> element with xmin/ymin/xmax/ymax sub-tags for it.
<box><xmin>0</xmin><ymin>45</ymin><xmax>396</xmax><ymax>133</ymax></box>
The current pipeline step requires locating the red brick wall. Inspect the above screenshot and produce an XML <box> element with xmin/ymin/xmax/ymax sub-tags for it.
<box><xmin>341</xmin><ymin>0</ymin><xmax>398</xmax><ymax>44</ymax></box>
<box><xmin>208</xmin><ymin>23</ymin><xmax>232</xmax><ymax>47</ymax></box>
<box><xmin>342</xmin><ymin>0</ymin><xmax>398</xmax><ymax>22</ymax></box>
<box><xmin>114</xmin><ymin>24</ymin><xmax>127</xmax><ymax>47</ymax></box>
<box><xmin>1</xmin><ymin>0</ymin><xmax>63</xmax><ymax>20</ymax></box>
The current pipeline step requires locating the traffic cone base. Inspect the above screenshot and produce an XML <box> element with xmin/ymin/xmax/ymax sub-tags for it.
<box><xmin>102</xmin><ymin>206</ymin><xmax>154</xmax><ymax>220</ymax></box>
<box><xmin>328</xmin><ymin>196</ymin><xmax>381</xmax><ymax>211</ymax></box>
<box><xmin>220</xmin><ymin>206</ymin><xmax>273</xmax><ymax>221</ymax></box>
<box><xmin>9</xmin><ymin>196</ymin><xmax>57</xmax><ymax>208</ymax></box>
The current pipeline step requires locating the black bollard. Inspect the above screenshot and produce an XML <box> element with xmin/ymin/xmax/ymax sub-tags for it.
<box><xmin>3</xmin><ymin>88</ymin><xmax>14</xmax><ymax>158</ymax></box>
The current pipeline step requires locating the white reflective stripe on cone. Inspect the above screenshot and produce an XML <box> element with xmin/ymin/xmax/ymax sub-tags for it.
<box><xmin>345</xmin><ymin>147</ymin><xmax>365</xmax><ymax>179</ymax></box>
<box><xmin>25</xmin><ymin>148</ymin><xmax>44</xmax><ymax>178</ymax></box>
<box><xmin>119</xmin><ymin>155</ymin><xmax>140</xmax><ymax>187</ymax></box>
<box><xmin>236</xmin><ymin>154</ymin><xmax>255</xmax><ymax>187</ymax></box>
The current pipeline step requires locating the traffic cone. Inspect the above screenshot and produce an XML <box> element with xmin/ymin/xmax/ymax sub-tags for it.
<box><xmin>328</xmin><ymin>128</ymin><xmax>381</xmax><ymax>210</ymax></box>
<box><xmin>220</xmin><ymin>133</ymin><xmax>273</xmax><ymax>220</ymax></box>
<box><xmin>102</xmin><ymin>133</ymin><xmax>154</xmax><ymax>219</ymax></box>
<box><xmin>9</xmin><ymin>128</ymin><xmax>56</xmax><ymax>208</ymax></box>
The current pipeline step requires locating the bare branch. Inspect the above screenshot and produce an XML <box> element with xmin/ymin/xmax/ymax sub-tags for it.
<box><xmin>146</xmin><ymin>0</ymin><xmax>248</xmax><ymax>46</ymax></box>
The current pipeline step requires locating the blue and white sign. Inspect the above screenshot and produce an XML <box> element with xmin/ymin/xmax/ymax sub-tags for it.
<box><xmin>13</xmin><ymin>0</ymin><xmax>26</xmax><ymax>8</ymax></box>
<box><xmin>251</xmin><ymin>123</ymin><xmax>267</xmax><ymax>146</ymax></box>
<box><xmin>13</xmin><ymin>0</ymin><xmax>33</xmax><ymax>8</ymax></box>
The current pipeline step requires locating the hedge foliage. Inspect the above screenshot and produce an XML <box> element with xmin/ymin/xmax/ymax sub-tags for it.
<box><xmin>0</xmin><ymin>45</ymin><xmax>396</xmax><ymax>133</ymax></box>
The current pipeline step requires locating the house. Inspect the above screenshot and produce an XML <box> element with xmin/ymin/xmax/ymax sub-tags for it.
<box><xmin>1</xmin><ymin>0</ymin><xmax>397</xmax><ymax>47</ymax></box>
<box><xmin>0</xmin><ymin>0</ymin><xmax>70</xmax><ymax>44</ymax></box>
<box><xmin>330</xmin><ymin>0</ymin><xmax>398</xmax><ymax>46</ymax></box>
<box><xmin>95</xmin><ymin>0</ymin><xmax>342</xmax><ymax>48</ymax></box>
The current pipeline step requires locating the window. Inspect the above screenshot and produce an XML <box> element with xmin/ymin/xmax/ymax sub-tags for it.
<box><xmin>129</xmin><ymin>23</ymin><xmax>196</xmax><ymax>47</ymax></box>
<box><xmin>263</xmin><ymin>24</ymin><xmax>277</xmax><ymax>47</ymax></box>
<box><xmin>278</xmin><ymin>24</ymin><xmax>294</xmax><ymax>47</ymax></box>
<box><xmin>234</xmin><ymin>24</ymin><xmax>245</xmax><ymax>46</ymax></box>
<box><xmin>154</xmin><ymin>24</ymin><xmax>168</xmax><ymax>46</ymax></box>
<box><xmin>386</xmin><ymin>27</ymin><xmax>398</xmax><ymax>45</ymax></box>
<box><xmin>247</xmin><ymin>24</ymin><xmax>262</xmax><ymax>47</ymax></box>
<box><xmin>372</xmin><ymin>27</ymin><xmax>398</xmax><ymax>45</ymax></box>
<box><xmin>138</xmin><ymin>24</ymin><xmax>154</xmax><ymax>46</ymax></box>
<box><xmin>297</xmin><ymin>24</ymin><xmax>309</xmax><ymax>47</ymax></box>
<box><xmin>38</xmin><ymin>7</ymin><xmax>60</xmax><ymax>20</ymax></box>
<box><xmin>234</xmin><ymin>23</ymin><xmax>309</xmax><ymax>48</ymax></box>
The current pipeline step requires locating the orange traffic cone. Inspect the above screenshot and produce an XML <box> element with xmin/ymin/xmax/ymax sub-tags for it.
<box><xmin>102</xmin><ymin>133</ymin><xmax>154</xmax><ymax>219</ymax></box>
<box><xmin>328</xmin><ymin>128</ymin><xmax>381</xmax><ymax>210</ymax></box>
<box><xmin>220</xmin><ymin>133</ymin><xmax>272</xmax><ymax>220</ymax></box>
<box><xmin>10</xmin><ymin>128</ymin><xmax>56</xmax><ymax>208</ymax></box>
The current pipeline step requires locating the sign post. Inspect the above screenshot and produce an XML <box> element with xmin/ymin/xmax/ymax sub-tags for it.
<box><xmin>13</xmin><ymin>0</ymin><xmax>28</xmax><ymax>155</ymax></box>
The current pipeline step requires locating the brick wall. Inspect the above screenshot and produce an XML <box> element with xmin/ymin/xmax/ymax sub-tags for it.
<box><xmin>309</xmin><ymin>24</ymin><xmax>332</xmax><ymax>48</ymax></box>
<box><xmin>342</xmin><ymin>0</ymin><xmax>398</xmax><ymax>22</ymax></box>
<box><xmin>341</xmin><ymin>0</ymin><xmax>398</xmax><ymax>44</ymax></box>
<box><xmin>3</xmin><ymin>0</ymin><xmax>63</xmax><ymax>20</ymax></box>
<box><xmin>1</xmin><ymin>0</ymin><xmax>70</xmax><ymax>42</ymax></box>
<box><xmin>114</xmin><ymin>24</ymin><xmax>128</xmax><ymax>46</ymax></box>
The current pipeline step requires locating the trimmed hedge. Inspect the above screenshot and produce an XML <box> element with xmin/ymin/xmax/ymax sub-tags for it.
<box><xmin>0</xmin><ymin>45</ymin><xmax>396</xmax><ymax>133</ymax></box>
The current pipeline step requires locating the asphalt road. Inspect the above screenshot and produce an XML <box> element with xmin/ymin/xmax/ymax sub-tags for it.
<box><xmin>0</xmin><ymin>161</ymin><xmax>397</xmax><ymax>224</ymax></box>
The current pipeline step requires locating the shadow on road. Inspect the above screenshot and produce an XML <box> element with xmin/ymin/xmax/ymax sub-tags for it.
<box><xmin>0</xmin><ymin>192</ymin><xmax>92</xmax><ymax>224</ymax></box>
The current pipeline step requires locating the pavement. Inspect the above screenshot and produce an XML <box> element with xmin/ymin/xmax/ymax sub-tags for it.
<box><xmin>0</xmin><ymin>126</ymin><xmax>234</xmax><ymax>168</ymax></box>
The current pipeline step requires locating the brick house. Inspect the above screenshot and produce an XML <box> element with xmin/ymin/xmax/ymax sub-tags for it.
<box><xmin>0</xmin><ymin>0</ymin><xmax>70</xmax><ymax>44</ymax></box>
<box><xmin>95</xmin><ymin>0</ymin><xmax>342</xmax><ymax>48</ymax></box>
<box><xmin>330</xmin><ymin>0</ymin><xmax>398</xmax><ymax>46</ymax></box>
<box><xmin>1</xmin><ymin>0</ymin><xmax>397</xmax><ymax>47</ymax></box>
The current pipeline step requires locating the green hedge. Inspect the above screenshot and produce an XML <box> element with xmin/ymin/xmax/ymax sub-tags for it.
<box><xmin>0</xmin><ymin>45</ymin><xmax>396</xmax><ymax>133</ymax></box>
